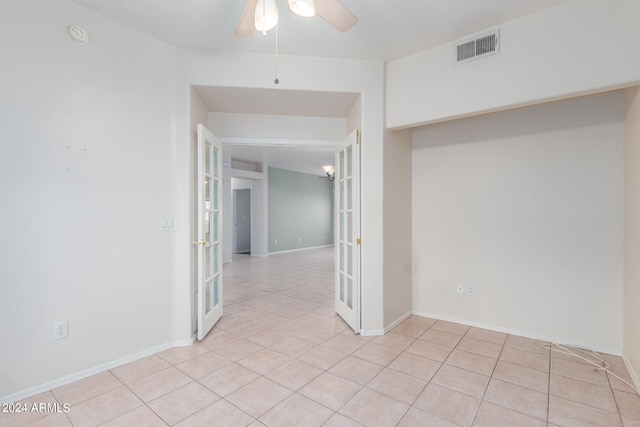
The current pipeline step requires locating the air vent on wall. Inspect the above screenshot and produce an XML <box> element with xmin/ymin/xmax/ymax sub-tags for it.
<box><xmin>455</xmin><ymin>29</ymin><xmax>500</xmax><ymax>64</ymax></box>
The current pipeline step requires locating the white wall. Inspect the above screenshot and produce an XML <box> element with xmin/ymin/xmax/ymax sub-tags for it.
<box><xmin>412</xmin><ymin>91</ymin><xmax>624</xmax><ymax>353</ymax></box>
<box><xmin>387</xmin><ymin>0</ymin><xmax>640</xmax><ymax>129</ymax></box>
<box><xmin>624</xmin><ymin>86</ymin><xmax>640</xmax><ymax>383</ymax></box>
<box><xmin>210</xmin><ymin>112</ymin><xmax>345</xmax><ymax>141</ymax></box>
<box><xmin>383</xmin><ymin>128</ymin><xmax>413</xmax><ymax>329</ymax></box>
<box><xmin>346</xmin><ymin>96</ymin><xmax>362</xmax><ymax>136</ymax></box>
<box><xmin>174</xmin><ymin>50</ymin><xmax>386</xmax><ymax>337</ymax></box>
<box><xmin>0</xmin><ymin>0</ymin><xmax>177</xmax><ymax>400</ymax></box>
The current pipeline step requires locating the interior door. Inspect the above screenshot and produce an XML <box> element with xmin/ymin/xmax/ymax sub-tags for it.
<box><xmin>335</xmin><ymin>129</ymin><xmax>361</xmax><ymax>333</ymax></box>
<box><xmin>196</xmin><ymin>124</ymin><xmax>223</xmax><ymax>340</ymax></box>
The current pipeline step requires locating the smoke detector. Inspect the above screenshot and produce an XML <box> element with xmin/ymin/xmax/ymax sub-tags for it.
<box><xmin>66</xmin><ymin>25</ymin><xmax>88</xmax><ymax>45</ymax></box>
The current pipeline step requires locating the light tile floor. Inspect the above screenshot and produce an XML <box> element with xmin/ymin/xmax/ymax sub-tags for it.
<box><xmin>4</xmin><ymin>247</ymin><xmax>640</xmax><ymax>426</ymax></box>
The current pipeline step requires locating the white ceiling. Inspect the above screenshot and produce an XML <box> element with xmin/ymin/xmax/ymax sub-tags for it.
<box><xmin>71</xmin><ymin>0</ymin><xmax>570</xmax><ymax>62</ymax></box>
<box><xmin>70</xmin><ymin>0</ymin><xmax>571</xmax><ymax>176</ymax></box>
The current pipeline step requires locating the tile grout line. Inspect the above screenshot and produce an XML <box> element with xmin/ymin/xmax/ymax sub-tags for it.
<box><xmin>470</xmin><ymin>331</ymin><xmax>508</xmax><ymax>427</ymax></box>
<box><xmin>547</xmin><ymin>341</ymin><xmax>552</xmax><ymax>426</ymax></box>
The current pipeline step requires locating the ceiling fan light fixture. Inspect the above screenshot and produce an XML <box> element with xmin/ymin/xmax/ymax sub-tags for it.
<box><xmin>288</xmin><ymin>0</ymin><xmax>316</xmax><ymax>17</ymax></box>
<box><xmin>255</xmin><ymin>0</ymin><xmax>278</xmax><ymax>32</ymax></box>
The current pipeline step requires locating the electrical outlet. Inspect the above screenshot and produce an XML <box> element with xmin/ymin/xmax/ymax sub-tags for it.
<box><xmin>456</xmin><ymin>284</ymin><xmax>464</xmax><ymax>295</ymax></box>
<box><xmin>466</xmin><ymin>285</ymin><xmax>476</xmax><ymax>296</ymax></box>
<box><xmin>54</xmin><ymin>321</ymin><xmax>68</xmax><ymax>340</ymax></box>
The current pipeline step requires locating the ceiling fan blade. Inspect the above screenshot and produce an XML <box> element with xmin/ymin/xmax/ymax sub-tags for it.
<box><xmin>314</xmin><ymin>0</ymin><xmax>358</xmax><ymax>32</ymax></box>
<box><xmin>235</xmin><ymin>0</ymin><xmax>259</xmax><ymax>36</ymax></box>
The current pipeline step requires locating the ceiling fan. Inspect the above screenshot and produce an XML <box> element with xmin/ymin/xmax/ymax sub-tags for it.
<box><xmin>235</xmin><ymin>0</ymin><xmax>358</xmax><ymax>36</ymax></box>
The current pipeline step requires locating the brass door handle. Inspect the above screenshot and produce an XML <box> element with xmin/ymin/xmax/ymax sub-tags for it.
<box><xmin>192</xmin><ymin>240</ymin><xmax>211</xmax><ymax>246</ymax></box>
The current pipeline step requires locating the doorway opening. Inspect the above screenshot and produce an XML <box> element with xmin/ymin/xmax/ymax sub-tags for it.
<box><xmin>189</xmin><ymin>85</ymin><xmax>363</xmax><ymax>335</ymax></box>
<box><xmin>233</xmin><ymin>188</ymin><xmax>251</xmax><ymax>255</ymax></box>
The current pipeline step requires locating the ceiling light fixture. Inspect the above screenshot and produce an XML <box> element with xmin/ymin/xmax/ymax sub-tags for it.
<box><xmin>255</xmin><ymin>0</ymin><xmax>278</xmax><ymax>34</ymax></box>
<box><xmin>288</xmin><ymin>0</ymin><xmax>315</xmax><ymax>17</ymax></box>
<box><xmin>322</xmin><ymin>165</ymin><xmax>335</xmax><ymax>182</ymax></box>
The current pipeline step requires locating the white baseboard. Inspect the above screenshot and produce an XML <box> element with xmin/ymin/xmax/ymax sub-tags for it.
<box><xmin>622</xmin><ymin>353</ymin><xmax>640</xmax><ymax>391</ymax></box>
<box><xmin>359</xmin><ymin>310</ymin><xmax>413</xmax><ymax>337</ymax></box>
<box><xmin>384</xmin><ymin>311</ymin><xmax>413</xmax><ymax>333</ymax></box>
<box><xmin>360</xmin><ymin>328</ymin><xmax>384</xmax><ymax>337</ymax></box>
<box><xmin>174</xmin><ymin>335</ymin><xmax>197</xmax><ymax>347</ymax></box>
<box><xmin>412</xmin><ymin>310</ymin><xmax>623</xmax><ymax>356</ymax></box>
<box><xmin>269</xmin><ymin>244</ymin><xmax>334</xmax><ymax>256</ymax></box>
<box><xmin>0</xmin><ymin>337</ymin><xmax>196</xmax><ymax>405</ymax></box>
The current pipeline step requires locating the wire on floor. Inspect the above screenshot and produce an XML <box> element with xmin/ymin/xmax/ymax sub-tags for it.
<box><xmin>545</xmin><ymin>342</ymin><xmax>640</xmax><ymax>396</ymax></box>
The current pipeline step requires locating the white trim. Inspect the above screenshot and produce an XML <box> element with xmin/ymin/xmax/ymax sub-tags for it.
<box><xmin>268</xmin><ymin>244</ymin><xmax>334</xmax><ymax>256</ymax></box>
<box><xmin>0</xmin><ymin>340</ymin><xmax>193</xmax><ymax>404</ymax></box>
<box><xmin>360</xmin><ymin>328</ymin><xmax>384</xmax><ymax>337</ymax></box>
<box><xmin>384</xmin><ymin>311</ymin><xmax>413</xmax><ymax>333</ymax></box>
<box><xmin>359</xmin><ymin>311</ymin><xmax>412</xmax><ymax>337</ymax></box>
<box><xmin>174</xmin><ymin>335</ymin><xmax>197</xmax><ymax>347</ymax></box>
<box><xmin>220</xmin><ymin>136</ymin><xmax>337</xmax><ymax>149</ymax></box>
<box><xmin>412</xmin><ymin>310</ymin><xmax>622</xmax><ymax>356</ymax></box>
<box><xmin>622</xmin><ymin>353</ymin><xmax>640</xmax><ymax>390</ymax></box>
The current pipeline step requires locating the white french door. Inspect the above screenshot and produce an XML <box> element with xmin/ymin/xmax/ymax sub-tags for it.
<box><xmin>335</xmin><ymin>129</ymin><xmax>361</xmax><ymax>333</ymax></box>
<box><xmin>196</xmin><ymin>124</ymin><xmax>223</xmax><ymax>340</ymax></box>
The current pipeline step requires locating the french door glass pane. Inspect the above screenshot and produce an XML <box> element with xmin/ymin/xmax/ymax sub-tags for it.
<box><xmin>205</xmin><ymin>278</ymin><xmax>212</xmax><ymax>312</ymax></box>
<box><xmin>339</xmin><ymin>243</ymin><xmax>345</xmax><ymax>271</ymax></box>
<box><xmin>203</xmin><ymin>211</ymin><xmax>210</xmax><ymax>242</ymax></box>
<box><xmin>213</xmin><ymin>275</ymin><xmax>220</xmax><ymax>307</ymax></box>
<box><xmin>212</xmin><ymin>212</ymin><xmax>219</xmax><ymax>242</ymax></box>
<box><xmin>346</xmin><ymin>244</ymin><xmax>352</xmax><ymax>276</ymax></box>
<box><xmin>345</xmin><ymin>146</ymin><xmax>352</xmax><ymax>177</ymax></box>
<box><xmin>212</xmin><ymin>244</ymin><xmax>219</xmax><ymax>274</ymax></box>
<box><xmin>345</xmin><ymin>212</ymin><xmax>352</xmax><ymax>243</ymax></box>
<box><xmin>204</xmin><ymin>178</ymin><xmax>210</xmax><ymax>204</ymax></box>
<box><xmin>205</xmin><ymin>143</ymin><xmax>211</xmax><ymax>175</ymax></box>
<box><xmin>346</xmin><ymin>178</ymin><xmax>352</xmax><ymax>210</ymax></box>
<box><xmin>340</xmin><ymin>274</ymin><xmax>346</xmax><ymax>303</ymax></box>
<box><xmin>212</xmin><ymin>180</ymin><xmax>219</xmax><ymax>210</ymax></box>
<box><xmin>346</xmin><ymin>277</ymin><xmax>353</xmax><ymax>308</ymax></box>
<box><xmin>339</xmin><ymin>150</ymin><xmax>345</xmax><ymax>178</ymax></box>
<box><xmin>204</xmin><ymin>245</ymin><xmax>212</xmax><ymax>276</ymax></box>
<box><xmin>212</xmin><ymin>147</ymin><xmax>219</xmax><ymax>177</ymax></box>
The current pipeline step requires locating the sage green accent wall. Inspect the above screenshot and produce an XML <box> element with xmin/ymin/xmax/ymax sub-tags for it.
<box><xmin>269</xmin><ymin>167</ymin><xmax>334</xmax><ymax>253</ymax></box>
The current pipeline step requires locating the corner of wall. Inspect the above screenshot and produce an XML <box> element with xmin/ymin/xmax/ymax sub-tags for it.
<box><xmin>623</xmin><ymin>85</ymin><xmax>640</xmax><ymax>388</ymax></box>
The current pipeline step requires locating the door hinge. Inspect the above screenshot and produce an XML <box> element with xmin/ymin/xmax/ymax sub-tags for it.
<box><xmin>356</xmin><ymin>238</ymin><xmax>361</xmax><ymax>245</ymax></box>
<box><xmin>356</xmin><ymin>129</ymin><xmax>360</xmax><ymax>145</ymax></box>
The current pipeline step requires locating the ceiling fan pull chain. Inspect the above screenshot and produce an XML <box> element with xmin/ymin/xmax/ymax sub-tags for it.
<box><xmin>262</xmin><ymin>0</ymin><xmax>267</xmax><ymax>35</ymax></box>
<box><xmin>274</xmin><ymin>21</ymin><xmax>280</xmax><ymax>85</ymax></box>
